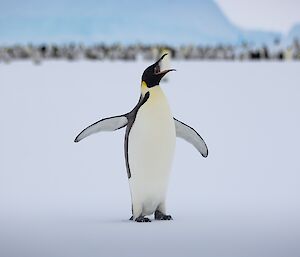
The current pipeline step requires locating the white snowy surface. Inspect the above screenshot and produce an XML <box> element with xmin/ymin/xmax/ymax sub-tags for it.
<box><xmin>0</xmin><ymin>60</ymin><xmax>300</xmax><ymax>257</ymax></box>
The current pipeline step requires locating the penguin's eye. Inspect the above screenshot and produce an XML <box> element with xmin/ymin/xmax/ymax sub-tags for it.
<box><xmin>154</xmin><ymin>65</ymin><xmax>160</xmax><ymax>74</ymax></box>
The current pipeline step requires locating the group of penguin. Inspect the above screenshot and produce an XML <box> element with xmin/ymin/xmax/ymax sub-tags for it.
<box><xmin>74</xmin><ymin>54</ymin><xmax>208</xmax><ymax>222</ymax></box>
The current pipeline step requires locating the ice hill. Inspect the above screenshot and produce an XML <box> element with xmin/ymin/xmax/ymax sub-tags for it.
<box><xmin>0</xmin><ymin>0</ymin><xmax>281</xmax><ymax>45</ymax></box>
<box><xmin>286</xmin><ymin>23</ymin><xmax>300</xmax><ymax>44</ymax></box>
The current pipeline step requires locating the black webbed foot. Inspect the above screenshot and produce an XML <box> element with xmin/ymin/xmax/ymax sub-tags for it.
<box><xmin>155</xmin><ymin>210</ymin><xmax>173</xmax><ymax>220</ymax></box>
<box><xmin>135</xmin><ymin>216</ymin><xmax>151</xmax><ymax>222</ymax></box>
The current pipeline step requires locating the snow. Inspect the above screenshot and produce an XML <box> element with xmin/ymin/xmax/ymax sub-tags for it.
<box><xmin>0</xmin><ymin>60</ymin><xmax>300</xmax><ymax>257</ymax></box>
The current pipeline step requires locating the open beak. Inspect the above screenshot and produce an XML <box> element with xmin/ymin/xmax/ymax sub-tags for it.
<box><xmin>155</xmin><ymin>68</ymin><xmax>176</xmax><ymax>76</ymax></box>
<box><xmin>154</xmin><ymin>53</ymin><xmax>176</xmax><ymax>78</ymax></box>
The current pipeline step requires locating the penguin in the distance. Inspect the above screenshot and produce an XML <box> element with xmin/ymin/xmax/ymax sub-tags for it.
<box><xmin>74</xmin><ymin>54</ymin><xmax>208</xmax><ymax>222</ymax></box>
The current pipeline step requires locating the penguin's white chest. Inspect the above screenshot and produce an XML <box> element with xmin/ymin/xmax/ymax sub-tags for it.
<box><xmin>128</xmin><ymin>87</ymin><xmax>176</xmax><ymax>215</ymax></box>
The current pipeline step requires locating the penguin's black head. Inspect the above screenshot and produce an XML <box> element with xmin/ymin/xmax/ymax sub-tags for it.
<box><xmin>142</xmin><ymin>54</ymin><xmax>175</xmax><ymax>88</ymax></box>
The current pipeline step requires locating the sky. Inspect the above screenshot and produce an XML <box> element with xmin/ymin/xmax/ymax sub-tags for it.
<box><xmin>215</xmin><ymin>0</ymin><xmax>300</xmax><ymax>33</ymax></box>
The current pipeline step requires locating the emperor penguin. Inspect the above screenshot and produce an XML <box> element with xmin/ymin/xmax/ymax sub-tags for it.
<box><xmin>74</xmin><ymin>54</ymin><xmax>208</xmax><ymax>222</ymax></box>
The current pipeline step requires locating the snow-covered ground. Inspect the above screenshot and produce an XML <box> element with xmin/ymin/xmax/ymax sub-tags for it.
<box><xmin>0</xmin><ymin>60</ymin><xmax>300</xmax><ymax>257</ymax></box>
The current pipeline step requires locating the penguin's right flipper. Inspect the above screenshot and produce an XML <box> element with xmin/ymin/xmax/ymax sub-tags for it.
<box><xmin>74</xmin><ymin>115</ymin><xmax>128</xmax><ymax>143</ymax></box>
<box><xmin>174</xmin><ymin>118</ymin><xmax>208</xmax><ymax>157</ymax></box>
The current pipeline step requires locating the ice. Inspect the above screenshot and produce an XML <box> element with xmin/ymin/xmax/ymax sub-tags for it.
<box><xmin>0</xmin><ymin>0</ymin><xmax>280</xmax><ymax>45</ymax></box>
<box><xmin>0</xmin><ymin>60</ymin><xmax>300</xmax><ymax>257</ymax></box>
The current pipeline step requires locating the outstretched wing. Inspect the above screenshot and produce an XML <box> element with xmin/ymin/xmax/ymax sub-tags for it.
<box><xmin>174</xmin><ymin>118</ymin><xmax>208</xmax><ymax>157</ymax></box>
<box><xmin>74</xmin><ymin>115</ymin><xmax>128</xmax><ymax>143</ymax></box>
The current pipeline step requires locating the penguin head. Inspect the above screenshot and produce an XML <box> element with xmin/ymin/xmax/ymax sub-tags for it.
<box><xmin>141</xmin><ymin>54</ymin><xmax>175</xmax><ymax>88</ymax></box>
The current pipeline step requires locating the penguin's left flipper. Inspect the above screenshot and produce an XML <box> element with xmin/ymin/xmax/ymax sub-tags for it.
<box><xmin>174</xmin><ymin>118</ymin><xmax>208</xmax><ymax>157</ymax></box>
<box><xmin>74</xmin><ymin>115</ymin><xmax>128</xmax><ymax>143</ymax></box>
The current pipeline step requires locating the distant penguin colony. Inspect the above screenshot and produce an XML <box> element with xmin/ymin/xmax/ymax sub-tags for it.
<box><xmin>74</xmin><ymin>54</ymin><xmax>208</xmax><ymax>222</ymax></box>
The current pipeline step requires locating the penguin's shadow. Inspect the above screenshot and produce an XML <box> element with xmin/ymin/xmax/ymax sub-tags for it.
<box><xmin>62</xmin><ymin>216</ymin><xmax>165</xmax><ymax>225</ymax></box>
<box><xmin>83</xmin><ymin>217</ymin><xmax>132</xmax><ymax>224</ymax></box>
<box><xmin>54</xmin><ymin>216</ymin><xmax>131</xmax><ymax>225</ymax></box>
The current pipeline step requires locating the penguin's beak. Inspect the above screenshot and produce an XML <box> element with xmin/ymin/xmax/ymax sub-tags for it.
<box><xmin>154</xmin><ymin>69</ymin><xmax>176</xmax><ymax>76</ymax></box>
<box><xmin>153</xmin><ymin>53</ymin><xmax>176</xmax><ymax>78</ymax></box>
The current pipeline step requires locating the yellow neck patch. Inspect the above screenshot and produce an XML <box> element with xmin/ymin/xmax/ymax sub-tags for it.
<box><xmin>141</xmin><ymin>81</ymin><xmax>164</xmax><ymax>102</ymax></box>
<box><xmin>141</xmin><ymin>81</ymin><xmax>149</xmax><ymax>96</ymax></box>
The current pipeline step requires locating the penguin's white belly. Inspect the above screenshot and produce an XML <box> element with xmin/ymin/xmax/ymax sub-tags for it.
<box><xmin>128</xmin><ymin>89</ymin><xmax>176</xmax><ymax>216</ymax></box>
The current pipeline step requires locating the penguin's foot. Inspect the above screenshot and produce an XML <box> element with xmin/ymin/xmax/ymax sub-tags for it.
<box><xmin>135</xmin><ymin>216</ymin><xmax>151</xmax><ymax>222</ymax></box>
<box><xmin>154</xmin><ymin>210</ymin><xmax>173</xmax><ymax>221</ymax></box>
<box><xmin>129</xmin><ymin>216</ymin><xmax>133</xmax><ymax>221</ymax></box>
